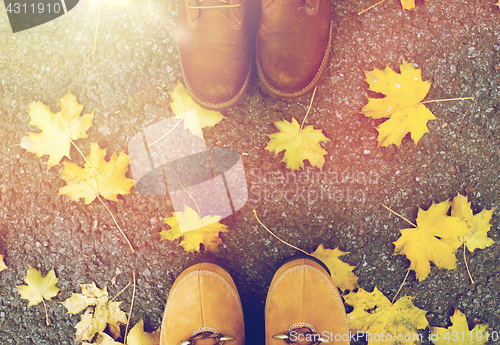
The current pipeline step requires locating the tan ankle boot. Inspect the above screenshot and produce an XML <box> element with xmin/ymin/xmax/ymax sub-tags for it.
<box><xmin>160</xmin><ymin>262</ymin><xmax>244</xmax><ymax>345</ymax></box>
<box><xmin>265</xmin><ymin>257</ymin><xmax>349</xmax><ymax>345</ymax></box>
<box><xmin>256</xmin><ymin>0</ymin><xmax>331</xmax><ymax>99</ymax></box>
<box><xmin>178</xmin><ymin>0</ymin><xmax>251</xmax><ymax>110</ymax></box>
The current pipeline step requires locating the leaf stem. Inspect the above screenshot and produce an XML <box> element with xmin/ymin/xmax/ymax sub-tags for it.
<box><xmin>123</xmin><ymin>270</ymin><xmax>136</xmax><ymax>344</ymax></box>
<box><xmin>69</xmin><ymin>138</ymin><xmax>102</xmax><ymax>183</ymax></box>
<box><xmin>358</xmin><ymin>0</ymin><xmax>388</xmax><ymax>15</ymax></box>
<box><xmin>253</xmin><ymin>209</ymin><xmax>309</xmax><ymax>256</ymax></box>
<box><xmin>421</xmin><ymin>97</ymin><xmax>474</xmax><ymax>104</ymax></box>
<box><xmin>382</xmin><ymin>204</ymin><xmax>417</xmax><ymax>227</ymax></box>
<box><xmin>48</xmin><ymin>119</ymin><xmax>102</xmax><ymax>182</ymax></box>
<box><xmin>97</xmin><ymin>195</ymin><xmax>135</xmax><ymax>253</ymax></box>
<box><xmin>42</xmin><ymin>298</ymin><xmax>49</xmax><ymax>326</ymax></box>
<box><xmin>300</xmin><ymin>86</ymin><xmax>318</xmax><ymax>131</ymax></box>
<box><xmin>179</xmin><ymin>181</ymin><xmax>201</xmax><ymax>216</ymax></box>
<box><xmin>110</xmin><ymin>280</ymin><xmax>131</xmax><ymax>303</ymax></box>
<box><xmin>463</xmin><ymin>243</ymin><xmax>475</xmax><ymax>284</ymax></box>
<box><xmin>148</xmin><ymin>118</ymin><xmax>184</xmax><ymax>147</ymax></box>
<box><xmin>33</xmin><ymin>276</ymin><xmax>50</xmax><ymax>325</ymax></box>
<box><xmin>391</xmin><ymin>268</ymin><xmax>410</xmax><ymax>305</ymax></box>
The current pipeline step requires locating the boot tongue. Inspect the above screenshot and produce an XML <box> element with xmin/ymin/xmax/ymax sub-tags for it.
<box><xmin>229</xmin><ymin>0</ymin><xmax>243</xmax><ymax>25</ymax></box>
<box><xmin>187</xmin><ymin>0</ymin><xmax>199</xmax><ymax>22</ymax></box>
<box><xmin>188</xmin><ymin>0</ymin><xmax>244</xmax><ymax>29</ymax></box>
<box><xmin>262</xmin><ymin>0</ymin><xmax>319</xmax><ymax>15</ymax></box>
<box><xmin>261</xmin><ymin>0</ymin><xmax>274</xmax><ymax>13</ymax></box>
<box><xmin>305</xmin><ymin>0</ymin><xmax>319</xmax><ymax>15</ymax></box>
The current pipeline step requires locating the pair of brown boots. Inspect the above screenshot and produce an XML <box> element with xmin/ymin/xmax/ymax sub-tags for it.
<box><xmin>160</xmin><ymin>257</ymin><xmax>350</xmax><ymax>345</ymax></box>
<box><xmin>178</xmin><ymin>0</ymin><xmax>332</xmax><ymax>110</ymax></box>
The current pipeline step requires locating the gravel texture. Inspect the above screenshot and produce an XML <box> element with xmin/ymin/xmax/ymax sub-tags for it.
<box><xmin>0</xmin><ymin>0</ymin><xmax>500</xmax><ymax>344</ymax></box>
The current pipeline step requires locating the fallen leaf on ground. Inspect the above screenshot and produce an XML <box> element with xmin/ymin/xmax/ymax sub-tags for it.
<box><xmin>400</xmin><ymin>0</ymin><xmax>428</xmax><ymax>10</ymax></box>
<box><xmin>75</xmin><ymin>309</ymin><xmax>100</xmax><ymax>343</ymax></box>
<box><xmin>265</xmin><ymin>117</ymin><xmax>329</xmax><ymax>171</ymax></box>
<box><xmin>310</xmin><ymin>244</ymin><xmax>358</xmax><ymax>291</ymax></box>
<box><xmin>160</xmin><ymin>206</ymin><xmax>228</xmax><ymax>253</ymax></box>
<box><xmin>20</xmin><ymin>93</ymin><xmax>94</xmax><ymax>169</ymax></box>
<box><xmin>0</xmin><ymin>255</ymin><xmax>7</xmax><ymax>272</ymax></box>
<box><xmin>95</xmin><ymin>332</ymin><xmax>122</xmax><ymax>344</ymax></box>
<box><xmin>61</xmin><ymin>281</ymin><xmax>107</xmax><ymax>314</ymax></box>
<box><xmin>430</xmin><ymin>309</ymin><xmax>489</xmax><ymax>345</ymax></box>
<box><xmin>62</xmin><ymin>282</ymin><xmax>127</xmax><ymax>342</ymax></box>
<box><xmin>58</xmin><ymin>142</ymin><xmax>135</xmax><ymax>204</ymax></box>
<box><xmin>392</xmin><ymin>199</ymin><xmax>468</xmax><ymax>281</ymax></box>
<box><xmin>104</xmin><ymin>0</ymin><xmax>135</xmax><ymax>10</ymax></box>
<box><xmin>127</xmin><ymin>319</ymin><xmax>161</xmax><ymax>345</ymax></box>
<box><xmin>361</xmin><ymin>60</ymin><xmax>435</xmax><ymax>147</ymax></box>
<box><xmin>449</xmin><ymin>194</ymin><xmax>495</xmax><ymax>252</ymax></box>
<box><xmin>17</xmin><ymin>266</ymin><xmax>60</xmax><ymax>306</ymax></box>
<box><xmin>170</xmin><ymin>82</ymin><xmax>226</xmax><ymax>138</ymax></box>
<box><xmin>345</xmin><ymin>287</ymin><xmax>428</xmax><ymax>345</ymax></box>
<box><xmin>495</xmin><ymin>0</ymin><xmax>500</xmax><ymax>8</ymax></box>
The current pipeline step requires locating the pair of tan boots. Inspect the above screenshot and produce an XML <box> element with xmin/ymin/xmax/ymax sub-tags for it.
<box><xmin>160</xmin><ymin>257</ymin><xmax>350</xmax><ymax>345</ymax></box>
<box><xmin>179</xmin><ymin>0</ymin><xmax>332</xmax><ymax>110</ymax></box>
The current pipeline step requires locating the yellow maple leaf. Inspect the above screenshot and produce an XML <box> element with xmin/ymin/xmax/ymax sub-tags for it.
<box><xmin>266</xmin><ymin>117</ymin><xmax>329</xmax><ymax>171</ymax></box>
<box><xmin>0</xmin><ymin>255</ymin><xmax>7</xmax><ymax>272</ymax></box>
<box><xmin>61</xmin><ymin>282</ymin><xmax>107</xmax><ymax>314</ymax></box>
<box><xmin>75</xmin><ymin>309</ymin><xmax>99</xmax><ymax>343</ymax></box>
<box><xmin>392</xmin><ymin>200</ymin><xmax>468</xmax><ymax>281</ymax></box>
<box><xmin>104</xmin><ymin>0</ymin><xmax>135</xmax><ymax>10</ymax></box>
<box><xmin>361</xmin><ymin>60</ymin><xmax>435</xmax><ymax>147</ymax></box>
<box><xmin>63</xmin><ymin>282</ymin><xmax>126</xmax><ymax>342</ymax></box>
<box><xmin>449</xmin><ymin>194</ymin><xmax>495</xmax><ymax>252</ymax></box>
<box><xmin>345</xmin><ymin>287</ymin><xmax>428</xmax><ymax>345</ymax></box>
<box><xmin>430</xmin><ymin>309</ymin><xmax>489</xmax><ymax>345</ymax></box>
<box><xmin>107</xmin><ymin>300</ymin><xmax>127</xmax><ymax>338</ymax></box>
<box><xmin>17</xmin><ymin>266</ymin><xmax>60</xmax><ymax>306</ymax></box>
<box><xmin>58</xmin><ymin>142</ymin><xmax>135</xmax><ymax>204</ymax></box>
<box><xmin>496</xmin><ymin>0</ymin><xmax>500</xmax><ymax>7</ymax></box>
<box><xmin>170</xmin><ymin>82</ymin><xmax>226</xmax><ymax>138</ymax></box>
<box><xmin>96</xmin><ymin>332</ymin><xmax>122</xmax><ymax>344</ymax></box>
<box><xmin>17</xmin><ymin>266</ymin><xmax>60</xmax><ymax>325</ymax></box>
<box><xmin>310</xmin><ymin>244</ymin><xmax>359</xmax><ymax>291</ymax></box>
<box><xmin>20</xmin><ymin>93</ymin><xmax>94</xmax><ymax>169</ymax></box>
<box><xmin>160</xmin><ymin>206</ymin><xmax>228</xmax><ymax>253</ymax></box>
<box><xmin>400</xmin><ymin>0</ymin><xmax>429</xmax><ymax>10</ymax></box>
<box><xmin>127</xmin><ymin>319</ymin><xmax>161</xmax><ymax>345</ymax></box>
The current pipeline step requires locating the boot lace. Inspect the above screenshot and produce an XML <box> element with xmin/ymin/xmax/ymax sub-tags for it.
<box><xmin>188</xmin><ymin>0</ymin><xmax>241</xmax><ymax>10</ymax></box>
<box><xmin>272</xmin><ymin>325</ymin><xmax>333</xmax><ymax>345</ymax></box>
<box><xmin>177</xmin><ymin>331</ymin><xmax>236</xmax><ymax>345</ymax></box>
<box><xmin>262</xmin><ymin>0</ymin><xmax>319</xmax><ymax>15</ymax></box>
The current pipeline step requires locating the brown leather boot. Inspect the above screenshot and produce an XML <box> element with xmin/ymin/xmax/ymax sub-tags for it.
<box><xmin>160</xmin><ymin>262</ymin><xmax>244</xmax><ymax>345</ymax></box>
<box><xmin>256</xmin><ymin>0</ymin><xmax>332</xmax><ymax>99</ymax></box>
<box><xmin>265</xmin><ymin>257</ymin><xmax>349</xmax><ymax>345</ymax></box>
<box><xmin>178</xmin><ymin>0</ymin><xmax>251</xmax><ymax>110</ymax></box>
